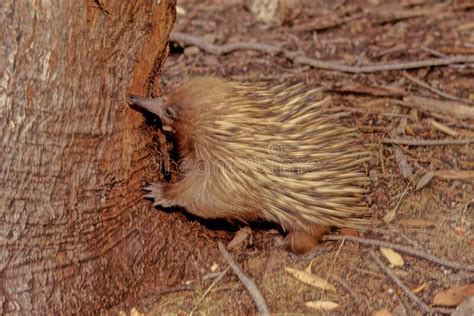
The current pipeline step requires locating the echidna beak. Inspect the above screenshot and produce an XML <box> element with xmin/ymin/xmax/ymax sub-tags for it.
<box><xmin>128</xmin><ymin>95</ymin><xmax>163</xmax><ymax>117</ymax></box>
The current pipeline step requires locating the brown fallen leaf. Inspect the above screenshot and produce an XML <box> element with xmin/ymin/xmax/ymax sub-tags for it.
<box><xmin>305</xmin><ymin>300</ymin><xmax>341</xmax><ymax>311</ymax></box>
<box><xmin>383</xmin><ymin>209</ymin><xmax>397</xmax><ymax>224</ymax></box>
<box><xmin>398</xmin><ymin>218</ymin><xmax>437</xmax><ymax>228</ymax></box>
<box><xmin>285</xmin><ymin>267</ymin><xmax>336</xmax><ymax>292</ymax></box>
<box><xmin>415</xmin><ymin>172</ymin><xmax>435</xmax><ymax>190</ymax></box>
<box><xmin>433</xmin><ymin>284</ymin><xmax>474</xmax><ymax>306</ymax></box>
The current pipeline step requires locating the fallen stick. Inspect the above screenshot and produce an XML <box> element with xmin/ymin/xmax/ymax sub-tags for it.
<box><xmin>170</xmin><ymin>32</ymin><xmax>474</xmax><ymax>74</ymax></box>
<box><xmin>190</xmin><ymin>266</ymin><xmax>230</xmax><ymax>314</ymax></box>
<box><xmin>218</xmin><ymin>241</ymin><xmax>270</xmax><ymax>316</ymax></box>
<box><xmin>323</xmin><ymin>235</ymin><xmax>474</xmax><ymax>271</ymax></box>
<box><xmin>435</xmin><ymin>170</ymin><xmax>474</xmax><ymax>180</ymax></box>
<box><xmin>370</xmin><ymin>251</ymin><xmax>454</xmax><ymax>315</ymax></box>
<box><xmin>369</xmin><ymin>250</ymin><xmax>432</xmax><ymax>313</ymax></box>
<box><xmin>402</xmin><ymin>72</ymin><xmax>474</xmax><ymax>105</ymax></box>
<box><xmin>401</xmin><ymin>95</ymin><xmax>474</xmax><ymax>120</ymax></box>
<box><xmin>383</xmin><ymin>137</ymin><xmax>474</xmax><ymax>146</ymax></box>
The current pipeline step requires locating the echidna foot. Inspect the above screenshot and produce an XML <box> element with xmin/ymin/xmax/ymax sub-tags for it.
<box><xmin>143</xmin><ymin>183</ymin><xmax>174</xmax><ymax>208</ymax></box>
<box><xmin>285</xmin><ymin>225</ymin><xmax>329</xmax><ymax>254</ymax></box>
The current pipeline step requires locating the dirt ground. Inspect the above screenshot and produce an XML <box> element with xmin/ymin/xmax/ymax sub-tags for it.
<box><xmin>133</xmin><ymin>0</ymin><xmax>473</xmax><ymax>315</ymax></box>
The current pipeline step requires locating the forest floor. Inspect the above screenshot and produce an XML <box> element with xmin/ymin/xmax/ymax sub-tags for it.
<box><xmin>134</xmin><ymin>0</ymin><xmax>473</xmax><ymax>315</ymax></box>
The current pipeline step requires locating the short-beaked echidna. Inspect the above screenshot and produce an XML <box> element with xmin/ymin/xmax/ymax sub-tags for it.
<box><xmin>129</xmin><ymin>76</ymin><xmax>371</xmax><ymax>253</ymax></box>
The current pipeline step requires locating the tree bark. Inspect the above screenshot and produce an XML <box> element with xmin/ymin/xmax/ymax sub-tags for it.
<box><xmin>0</xmin><ymin>1</ymin><xmax>217</xmax><ymax>314</ymax></box>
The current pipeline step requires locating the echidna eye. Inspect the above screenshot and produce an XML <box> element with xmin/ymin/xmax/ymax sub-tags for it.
<box><xmin>164</xmin><ymin>108</ymin><xmax>174</xmax><ymax>118</ymax></box>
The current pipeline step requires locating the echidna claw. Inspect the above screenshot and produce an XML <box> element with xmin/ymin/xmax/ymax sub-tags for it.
<box><xmin>142</xmin><ymin>183</ymin><xmax>174</xmax><ymax>208</ymax></box>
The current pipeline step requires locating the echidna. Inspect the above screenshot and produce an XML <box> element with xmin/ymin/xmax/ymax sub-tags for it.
<box><xmin>129</xmin><ymin>76</ymin><xmax>371</xmax><ymax>253</ymax></box>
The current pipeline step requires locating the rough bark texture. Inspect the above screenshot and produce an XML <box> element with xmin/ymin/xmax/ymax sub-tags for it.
<box><xmin>0</xmin><ymin>1</ymin><xmax>220</xmax><ymax>314</ymax></box>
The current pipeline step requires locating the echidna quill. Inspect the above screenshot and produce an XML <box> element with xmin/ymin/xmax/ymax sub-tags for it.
<box><xmin>129</xmin><ymin>76</ymin><xmax>371</xmax><ymax>254</ymax></box>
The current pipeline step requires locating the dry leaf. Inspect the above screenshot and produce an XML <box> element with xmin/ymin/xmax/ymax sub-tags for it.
<box><xmin>398</xmin><ymin>218</ymin><xmax>436</xmax><ymax>228</ymax></box>
<box><xmin>433</xmin><ymin>284</ymin><xmax>474</xmax><ymax>306</ymax></box>
<box><xmin>305</xmin><ymin>300</ymin><xmax>340</xmax><ymax>311</ymax></box>
<box><xmin>393</xmin><ymin>146</ymin><xmax>413</xmax><ymax>179</ymax></box>
<box><xmin>130</xmin><ymin>308</ymin><xmax>144</xmax><ymax>316</ymax></box>
<box><xmin>380</xmin><ymin>247</ymin><xmax>404</xmax><ymax>267</ymax></box>
<box><xmin>285</xmin><ymin>267</ymin><xmax>336</xmax><ymax>292</ymax></box>
<box><xmin>415</xmin><ymin>172</ymin><xmax>435</xmax><ymax>190</ymax></box>
<box><xmin>383</xmin><ymin>209</ymin><xmax>397</xmax><ymax>224</ymax></box>
<box><xmin>227</xmin><ymin>226</ymin><xmax>251</xmax><ymax>249</ymax></box>
<box><xmin>412</xmin><ymin>282</ymin><xmax>426</xmax><ymax>293</ymax></box>
<box><xmin>373</xmin><ymin>309</ymin><xmax>392</xmax><ymax>316</ymax></box>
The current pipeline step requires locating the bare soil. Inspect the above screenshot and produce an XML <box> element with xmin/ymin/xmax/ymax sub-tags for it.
<box><xmin>129</xmin><ymin>1</ymin><xmax>474</xmax><ymax>315</ymax></box>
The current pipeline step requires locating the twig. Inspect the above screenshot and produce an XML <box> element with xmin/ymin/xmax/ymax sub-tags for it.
<box><xmin>401</xmin><ymin>96</ymin><xmax>474</xmax><ymax>120</ymax></box>
<box><xmin>217</xmin><ymin>241</ymin><xmax>269</xmax><ymax>316</ymax></box>
<box><xmin>395</xmin><ymin>289</ymin><xmax>415</xmax><ymax>315</ymax></box>
<box><xmin>190</xmin><ymin>266</ymin><xmax>230</xmax><ymax>315</ymax></box>
<box><xmin>383</xmin><ymin>137</ymin><xmax>474</xmax><ymax>146</ymax></box>
<box><xmin>320</xmin><ymin>240</ymin><xmax>345</xmax><ymax>297</ymax></box>
<box><xmin>171</xmin><ymin>32</ymin><xmax>281</xmax><ymax>56</ymax></box>
<box><xmin>420</xmin><ymin>45</ymin><xmax>448</xmax><ymax>58</ymax></box>
<box><xmin>435</xmin><ymin>170</ymin><xmax>474</xmax><ymax>180</ymax></box>
<box><xmin>351</xmin><ymin>266</ymin><xmax>385</xmax><ymax>278</ymax></box>
<box><xmin>369</xmin><ymin>250</ymin><xmax>432</xmax><ymax>313</ymax></box>
<box><xmin>323</xmin><ymin>235</ymin><xmax>474</xmax><ymax>271</ymax></box>
<box><xmin>170</xmin><ymin>31</ymin><xmax>474</xmax><ymax>73</ymax></box>
<box><xmin>333</xmin><ymin>276</ymin><xmax>357</xmax><ymax>298</ymax></box>
<box><xmin>383</xmin><ymin>174</ymin><xmax>415</xmax><ymax>223</ymax></box>
<box><xmin>294</xmin><ymin>12</ymin><xmax>366</xmax><ymax>32</ymax></box>
<box><xmin>379</xmin><ymin>145</ymin><xmax>387</xmax><ymax>176</ymax></box>
<box><xmin>427</xmin><ymin>111</ymin><xmax>474</xmax><ymax>131</ymax></box>
<box><xmin>288</xmin><ymin>54</ymin><xmax>474</xmax><ymax>74</ymax></box>
<box><xmin>370</xmin><ymin>251</ymin><xmax>454</xmax><ymax>315</ymax></box>
<box><xmin>158</xmin><ymin>285</ymin><xmax>194</xmax><ymax>296</ymax></box>
<box><xmin>428</xmin><ymin>119</ymin><xmax>458</xmax><ymax>137</ymax></box>
<box><xmin>402</xmin><ymin>72</ymin><xmax>474</xmax><ymax>105</ymax></box>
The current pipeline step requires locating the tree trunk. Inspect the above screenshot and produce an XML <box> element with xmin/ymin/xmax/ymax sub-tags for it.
<box><xmin>0</xmin><ymin>1</ymin><xmax>216</xmax><ymax>314</ymax></box>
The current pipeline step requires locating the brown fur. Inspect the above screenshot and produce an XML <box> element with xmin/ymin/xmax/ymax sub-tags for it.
<box><xmin>131</xmin><ymin>76</ymin><xmax>371</xmax><ymax>254</ymax></box>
